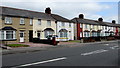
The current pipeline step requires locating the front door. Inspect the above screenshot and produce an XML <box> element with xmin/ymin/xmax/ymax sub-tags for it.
<box><xmin>29</xmin><ymin>30</ymin><xmax>33</xmax><ymax>42</ymax></box>
<box><xmin>37</xmin><ymin>32</ymin><xmax>40</xmax><ymax>39</ymax></box>
<box><xmin>20</xmin><ymin>31</ymin><xmax>24</xmax><ymax>42</ymax></box>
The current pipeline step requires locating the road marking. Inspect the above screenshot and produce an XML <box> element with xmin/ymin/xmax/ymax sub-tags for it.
<box><xmin>104</xmin><ymin>44</ymin><xmax>109</xmax><ymax>46</ymax></box>
<box><xmin>12</xmin><ymin>57</ymin><xmax>67</xmax><ymax>68</ymax></box>
<box><xmin>81</xmin><ymin>49</ymin><xmax>108</xmax><ymax>56</ymax></box>
<box><xmin>110</xmin><ymin>46</ymin><xmax>119</xmax><ymax>49</ymax></box>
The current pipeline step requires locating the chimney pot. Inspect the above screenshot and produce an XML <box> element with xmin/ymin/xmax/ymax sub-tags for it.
<box><xmin>98</xmin><ymin>18</ymin><xmax>103</xmax><ymax>22</ymax></box>
<box><xmin>112</xmin><ymin>20</ymin><xmax>116</xmax><ymax>24</ymax></box>
<box><xmin>45</xmin><ymin>7</ymin><xmax>51</xmax><ymax>14</ymax></box>
<box><xmin>79</xmin><ymin>14</ymin><xmax>84</xmax><ymax>19</ymax></box>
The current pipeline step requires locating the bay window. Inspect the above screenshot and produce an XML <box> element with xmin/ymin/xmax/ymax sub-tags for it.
<box><xmin>0</xmin><ymin>30</ymin><xmax>16</xmax><ymax>40</ymax></box>
<box><xmin>6</xmin><ymin>31</ymin><xmax>13</xmax><ymax>39</ymax></box>
<box><xmin>92</xmin><ymin>32</ymin><xmax>97</xmax><ymax>37</ymax></box>
<box><xmin>45</xmin><ymin>31</ymin><xmax>54</xmax><ymax>38</ymax></box>
<box><xmin>59</xmin><ymin>29</ymin><xmax>67</xmax><ymax>37</ymax></box>
<box><xmin>84</xmin><ymin>32</ymin><xmax>90</xmax><ymax>37</ymax></box>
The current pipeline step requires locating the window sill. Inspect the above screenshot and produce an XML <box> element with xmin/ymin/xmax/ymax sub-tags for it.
<box><xmin>0</xmin><ymin>39</ymin><xmax>17</xmax><ymax>41</ymax></box>
<box><xmin>20</xmin><ymin>24</ymin><xmax>25</xmax><ymax>25</ymax></box>
<box><xmin>5</xmin><ymin>23</ymin><xmax>12</xmax><ymax>25</ymax></box>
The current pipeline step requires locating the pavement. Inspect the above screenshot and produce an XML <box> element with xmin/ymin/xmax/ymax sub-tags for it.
<box><xmin>1</xmin><ymin>40</ymin><xmax>119</xmax><ymax>55</ymax></box>
<box><xmin>2</xmin><ymin>40</ymin><xmax>119</xmax><ymax>67</ymax></box>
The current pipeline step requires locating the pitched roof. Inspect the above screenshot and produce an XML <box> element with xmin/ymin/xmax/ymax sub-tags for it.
<box><xmin>51</xmin><ymin>14</ymin><xmax>72</xmax><ymax>22</ymax></box>
<box><xmin>72</xmin><ymin>18</ymin><xmax>120</xmax><ymax>27</ymax></box>
<box><xmin>0</xmin><ymin>6</ymin><xmax>55</xmax><ymax>20</ymax></box>
<box><xmin>72</xmin><ymin>18</ymin><xmax>99</xmax><ymax>25</ymax></box>
<box><xmin>0</xmin><ymin>6</ymin><xmax>72</xmax><ymax>22</ymax></box>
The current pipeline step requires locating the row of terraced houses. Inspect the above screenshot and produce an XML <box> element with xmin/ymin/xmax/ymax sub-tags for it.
<box><xmin>0</xmin><ymin>6</ymin><xmax>120</xmax><ymax>43</ymax></box>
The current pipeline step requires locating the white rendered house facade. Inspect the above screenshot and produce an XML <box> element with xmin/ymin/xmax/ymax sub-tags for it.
<box><xmin>56</xmin><ymin>21</ymin><xmax>74</xmax><ymax>41</ymax></box>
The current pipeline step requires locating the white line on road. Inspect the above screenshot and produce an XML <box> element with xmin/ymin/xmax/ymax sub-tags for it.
<box><xmin>12</xmin><ymin>57</ymin><xmax>67</xmax><ymax>68</ymax></box>
<box><xmin>104</xmin><ymin>44</ymin><xmax>109</xmax><ymax>46</ymax></box>
<box><xmin>81</xmin><ymin>49</ymin><xmax>108</xmax><ymax>56</ymax></box>
<box><xmin>110</xmin><ymin>46</ymin><xmax>119</xmax><ymax>49</ymax></box>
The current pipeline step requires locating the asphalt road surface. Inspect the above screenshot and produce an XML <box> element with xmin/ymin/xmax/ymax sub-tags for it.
<box><xmin>2</xmin><ymin>40</ymin><xmax>120</xmax><ymax>67</ymax></box>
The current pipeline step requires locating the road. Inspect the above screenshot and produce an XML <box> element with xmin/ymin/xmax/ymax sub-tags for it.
<box><xmin>2</xmin><ymin>40</ymin><xmax>120</xmax><ymax>67</ymax></box>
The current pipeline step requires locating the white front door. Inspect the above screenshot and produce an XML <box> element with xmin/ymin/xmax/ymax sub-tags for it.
<box><xmin>20</xmin><ymin>31</ymin><xmax>24</xmax><ymax>42</ymax></box>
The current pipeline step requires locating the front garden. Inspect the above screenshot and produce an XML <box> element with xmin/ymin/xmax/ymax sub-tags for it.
<box><xmin>5</xmin><ymin>44</ymin><xmax>29</xmax><ymax>47</ymax></box>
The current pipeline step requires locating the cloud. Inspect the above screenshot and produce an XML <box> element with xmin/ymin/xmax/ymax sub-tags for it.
<box><xmin>1</xmin><ymin>1</ymin><xmax>118</xmax><ymax>23</ymax></box>
<box><xmin>2</xmin><ymin>0</ymin><xmax>119</xmax><ymax>2</ymax></box>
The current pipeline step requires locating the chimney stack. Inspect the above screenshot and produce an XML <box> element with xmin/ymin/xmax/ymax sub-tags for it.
<box><xmin>79</xmin><ymin>14</ymin><xmax>84</xmax><ymax>19</ymax></box>
<box><xmin>112</xmin><ymin>20</ymin><xmax>116</xmax><ymax>24</ymax></box>
<box><xmin>45</xmin><ymin>7</ymin><xmax>51</xmax><ymax>14</ymax></box>
<box><xmin>98</xmin><ymin>18</ymin><xmax>103</xmax><ymax>22</ymax></box>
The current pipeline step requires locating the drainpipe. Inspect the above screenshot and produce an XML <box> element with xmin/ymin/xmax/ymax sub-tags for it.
<box><xmin>55</xmin><ymin>21</ymin><xmax>57</xmax><ymax>36</ymax></box>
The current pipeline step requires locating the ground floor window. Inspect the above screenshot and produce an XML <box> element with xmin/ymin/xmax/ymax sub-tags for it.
<box><xmin>92</xmin><ymin>32</ymin><xmax>97</xmax><ymax>37</ymax></box>
<box><xmin>80</xmin><ymin>32</ymin><xmax>82</xmax><ymax>37</ymax></box>
<box><xmin>84</xmin><ymin>32</ymin><xmax>90</xmax><ymax>37</ymax></box>
<box><xmin>97</xmin><ymin>32</ymin><xmax>100</xmax><ymax>36</ymax></box>
<box><xmin>100</xmin><ymin>32</ymin><xmax>104</xmax><ymax>36</ymax></box>
<box><xmin>60</xmin><ymin>31</ymin><xmax>67</xmax><ymax>37</ymax></box>
<box><xmin>45</xmin><ymin>31</ymin><xmax>54</xmax><ymax>38</ymax></box>
<box><xmin>0</xmin><ymin>30</ymin><xmax>16</xmax><ymax>40</ymax></box>
<box><xmin>59</xmin><ymin>29</ymin><xmax>68</xmax><ymax>37</ymax></box>
<box><xmin>105</xmin><ymin>32</ymin><xmax>109</xmax><ymax>36</ymax></box>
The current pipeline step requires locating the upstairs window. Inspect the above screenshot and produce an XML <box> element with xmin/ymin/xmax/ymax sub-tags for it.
<box><xmin>69</xmin><ymin>23</ymin><xmax>71</xmax><ymax>27</ymax></box>
<box><xmin>80</xmin><ymin>24</ymin><xmax>82</xmax><ymax>28</ymax></box>
<box><xmin>47</xmin><ymin>20</ymin><xmax>51</xmax><ymax>26</ymax></box>
<box><xmin>38</xmin><ymin>19</ymin><xmax>41</xmax><ymax>25</ymax></box>
<box><xmin>105</xmin><ymin>26</ymin><xmax>107</xmax><ymax>30</ymax></box>
<box><xmin>61</xmin><ymin>22</ymin><xmax>65</xmax><ymax>27</ymax></box>
<box><xmin>5</xmin><ymin>17</ymin><xmax>12</xmax><ymax>24</ymax></box>
<box><xmin>93</xmin><ymin>25</ymin><xmax>95</xmax><ymax>29</ymax></box>
<box><xmin>30</xmin><ymin>19</ymin><xmax>33</xmax><ymax>25</ymax></box>
<box><xmin>85</xmin><ymin>24</ymin><xmax>87</xmax><ymax>29</ymax></box>
<box><xmin>20</xmin><ymin>18</ymin><xmax>25</xmax><ymax>24</ymax></box>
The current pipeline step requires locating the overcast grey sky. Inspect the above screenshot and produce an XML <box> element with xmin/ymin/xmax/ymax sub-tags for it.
<box><xmin>1</xmin><ymin>0</ymin><xmax>119</xmax><ymax>23</ymax></box>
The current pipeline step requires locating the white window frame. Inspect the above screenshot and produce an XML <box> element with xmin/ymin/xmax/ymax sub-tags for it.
<box><xmin>5</xmin><ymin>17</ymin><xmax>12</xmax><ymax>24</ymax></box>
<box><xmin>61</xmin><ymin>22</ymin><xmax>65</xmax><ymax>27</ymax></box>
<box><xmin>38</xmin><ymin>19</ymin><xmax>41</xmax><ymax>25</ymax></box>
<box><xmin>80</xmin><ymin>32</ymin><xmax>82</xmax><ymax>37</ymax></box>
<box><xmin>20</xmin><ymin>18</ymin><xmax>25</xmax><ymax>24</ymax></box>
<box><xmin>85</xmin><ymin>24</ymin><xmax>87</xmax><ymax>29</ymax></box>
<box><xmin>69</xmin><ymin>23</ymin><xmax>71</xmax><ymax>27</ymax></box>
<box><xmin>0</xmin><ymin>30</ymin><xmax>16</xmax><ymax>40</ymax></box>
<box><xmin>80</xmin><ymin>24</ymin><xmax>82</xmax><ymax>28</ymax></box>
<box><xmin>47</xmin><ymin>20</ymin><xmax>51</xmax><ymax>26</ymax></box>
<box><xmin>30</xmin><ymin>19</ymin><xmax>33</xmax><ymax>25</ymax></box>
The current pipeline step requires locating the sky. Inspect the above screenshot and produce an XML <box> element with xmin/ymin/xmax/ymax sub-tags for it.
<box><xmin>1</xmin><ymin>0</ymin><xmax>119</xmax><ymax>23</ymax></box>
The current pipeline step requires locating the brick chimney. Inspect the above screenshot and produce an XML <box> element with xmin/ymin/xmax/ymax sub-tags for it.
<box><xmin>79</xmin><ymin>14</ymin><xmax>84</xmax><ymax>19</ymax></box>
<box><xmin>98</xmin><ymin>18</ymin><xmax>103</xmax><ymax>22</ymax></box>
<box><xmin>45</xmin><ymin>7</ymin><xmax>51</xmax><ymax>14</ymax></box>
<box><xmin>112</xmin><ymin>20</ymin><xmax>116</xmax><ymax>24</ymax></box>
